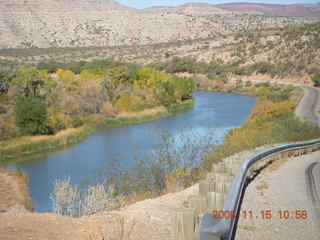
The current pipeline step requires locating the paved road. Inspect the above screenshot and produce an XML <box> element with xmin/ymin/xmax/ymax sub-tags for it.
<box><xmin>237</xmin><ymin>81</ymin><xmax>320</xmax><ymax>240</ymax></box>
<box><xmin>295</xmin><ymin>86</ymin><xmax>320</xmax><ymax>124</ymax></box>
<box><xmin>306</xmin><ymin>161</ymin><xmax>320</xmax><ymax>226</ymax></box>
<box><xmin>297</xmin><ymin>85</ymin><xmax>320</xmax><ymax>230</ymax></box>
<box><xmin>238</xmin><ymin>79</ymin><xmax>320</xmax><ymax>123</ymax></box>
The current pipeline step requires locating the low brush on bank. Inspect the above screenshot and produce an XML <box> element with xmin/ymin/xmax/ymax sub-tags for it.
<box><xmin>203</xmin><ymin>99</ymin><xmax>320</xmax><ymax>170</ymax></box>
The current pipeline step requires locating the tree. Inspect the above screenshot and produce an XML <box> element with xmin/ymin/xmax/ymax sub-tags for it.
<box><xmin>134</xmin><ymin>67</ymin><xmax>157</xmax><ymax>88</ymax></box>
<box><xmin>155</xmin><ymin>81</ymin><xmax>176</xmax><ymax>107</ymax></box>
<box><xmin>171</xmin><ymin>76</ymin><xmax>195</xmax><ymax>101</ymax></box>
<box><xmin>0</xmin><ymin>70</ymin><xmax>12</xmax><ymax>94</ymax></box>
<box><xmin>56</xmin><ymin>68</ymin><xmax>78</xmax><ymax>93</ymax></box>
<box><xmin>134</xmin><ymin>67</ymin><xmax>169</xmax><ymax>89</ymax></box>
<box><xmin>11</xmin><ymin>67</ymin><xmax>46</xmax><ymax>97</ymax></box>
<box><xmin>14</xmin><ymin>97</ymin><xmax>52</xmax><ymax>135</ymax></box>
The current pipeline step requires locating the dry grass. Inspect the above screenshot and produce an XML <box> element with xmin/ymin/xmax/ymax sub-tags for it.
<box><xmin>0</xmin><ymin>127</ymin><xmax>82</xmax><ymax>150</ymax></box>
<box><xmin>119</xmin><ymin>106</ymin><xmax>167</xmax><ymax>118</ymax></box>
<box><xmin>122</xmin><ymin>192</ymin><xmax>153</xmax><ymax>206</ymax></box>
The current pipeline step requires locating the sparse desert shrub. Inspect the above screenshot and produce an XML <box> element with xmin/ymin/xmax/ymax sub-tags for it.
<box><xmin>51</xmin><ymin>177</ymin><xmax>123</xmax><ymax>217</ymax></box>
<box><xmin>165</xmin><ymin>167</ymin><xmax>194</xmax><ymax>193</ymax></box>
<box><xmin>104</xmin><ymin>128</ymin><xmax>216</xmax><ymax>197</ymax></box>
<box><xmin>51</xmin><ymin>177</ymin><xmax>80</xmax><ymax>217</ymax></box>
<box><xmin>82</xmin><ymin>185</ymin><xmax>123</xmax><ymax>216</ymax></box>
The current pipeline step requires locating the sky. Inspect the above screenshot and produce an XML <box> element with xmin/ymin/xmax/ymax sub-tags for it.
<box><xmin>116</xmin><ymin>0</ymin><xmax>320</xmax><ymax>9</ymax></box>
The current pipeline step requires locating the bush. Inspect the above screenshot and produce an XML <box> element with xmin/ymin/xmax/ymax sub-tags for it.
<box><xmin>53</xmin><ymin>120</ymin><xmax>66</xmax><ymax>133</ymax></box>
<box><xmin>171</xmin><ymin>76</ymin><xmax>195</xmax><ymax>101</ymax></box>
<box><xmin>51</xmin><ymin>177</ymin><xmax>80</xmax><ymax>217</ymax></box>
<box><xmin>116</xmin><ymin>94</ymin><xmax>134</xmax><ymax>112</ymax></box>
<box><xmin>51</xmin><ymin>177</ymin><xmax>123</xmax><ymax>217</ymax></box>
<box><xmin>71</xmin><ymin>115</ymin><xmax>84</xmax><ymax>128</ymax></box>
<box><xmin>14</xmin><ymin>97</ymin><xmax>52</xmax><ymax>135</ymax></box>
<box><xmin>155</xmin><ymin>81</ymin><xmax>176</xmax><ymax>107</ymax></box>
<box><xmin>312</xmin><ymin>72</ymin><xmax>320</xmax><ymax>87</ymax></box>
<box><xmin>101</xmin><ymin>102</ymin><xmax>117</xmax><ymax>118</ymax></box>
<box><xmin>203</xmin><ymin>100</ymin><xmax>320</xmax><ymax>169</ymax></box>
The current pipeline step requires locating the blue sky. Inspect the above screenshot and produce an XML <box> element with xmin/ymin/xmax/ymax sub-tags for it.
<box><xmin>116</xmin><ymin>0</ymin><xmax>320</xmax><ymax>9</ymax></box>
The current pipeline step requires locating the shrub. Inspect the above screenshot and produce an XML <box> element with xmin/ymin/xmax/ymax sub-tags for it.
<box><xmin>312</xmin><ymin>72</ymin><xmax>320</xmax><ymax>87</ymax></box>
<box><xmin>155</xmin><ymin>81</ymin><xmax>176</xmax><ymax>107</ymax></box>
<box><xmin>116</xmin><ymin>94</ymin><xmax>134</xmax><ymax>112</ymax></box>
<box><xmin>82</xmin><ymin>185</ymin><xmax>122</xmax><ymax>216</ymax></box>
<box><xmin>14</xmin><ymin>97</ymin><xmax>52</xmax><ymax>135</ymax></box>
<box><xmin>101</xmin><ymin>102</ymin><xmax>117</xmax><ymax>118</ymax></box>
<box><xmin>171</xmin><ymin>76</ymin><xmax>195</xmax><ymax>101</ymax></box>
<box><xmin>51</xmin><ymin>177</ymin><xmax>123</xmax><ymax>217</ymax></box>
<box><xmin>51</xmin><ymin>177</ymin><xmax>80</xmax><ymax>217</ymax></box>
<box><xmin>0</xmin><ymin>70</ymin><xmax>13</xmax><ymax>94</ymax></box>
<box><xmin>71</xmin><ymin>115</ymin><xmax>84</xmax><ymax>128</ymax></box>
<box><xmin>53</xmin><ymin>120</ymin><xmax>66</xmax><ymax>133</ymax></box>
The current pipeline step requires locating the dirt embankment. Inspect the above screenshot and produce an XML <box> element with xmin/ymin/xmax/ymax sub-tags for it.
<box><xmin>0</xmin><ymin>169</ymin><xmax>33</xmax><ymax>216</ymax></box>
<box><xmin>0</xmin><ymin>184</ymin><xmax>198</xmax><ymax>240</ymax></box>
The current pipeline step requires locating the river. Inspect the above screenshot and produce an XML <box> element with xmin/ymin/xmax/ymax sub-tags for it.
<box><xmin>6</xmin><ymin>91</ymin><xmax>256</xmax><ymax>212</ymax></box>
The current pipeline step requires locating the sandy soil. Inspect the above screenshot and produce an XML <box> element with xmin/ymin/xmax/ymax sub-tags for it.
<box><xmin>236</xmin><ymin>152</ymin><xmax>320</xmax><ymax>240</ymax></box>
<box><xmin>0</xmin><ymin>184</ymin><xmax>198</xmax><ymax>240</ymax></box>
<box><xmin>0</xmin><ymin>169</ymin><xmax>31</xmax><ymax>214</ymax></box>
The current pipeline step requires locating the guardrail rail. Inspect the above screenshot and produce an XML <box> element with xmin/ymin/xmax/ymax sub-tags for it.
<box><xmin>171</xmin><ymin>138</ymin><xmax>320</xmax><ymax>240</ymax></box>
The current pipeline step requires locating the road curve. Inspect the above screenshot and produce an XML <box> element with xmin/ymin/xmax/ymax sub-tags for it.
<box><xmin>295</xmin><ymin>86</ymin><xmax>320</xmax><ymax>124</ymax></box>
<box><xmin>236</xmin><ymin>81</ymin><xmax>320</xmax><ymax>240</ymax></box>
<box><xmin>306</xmin><ymin>162</ymin><xmax>320</xmax><ymax>226</ymax></box>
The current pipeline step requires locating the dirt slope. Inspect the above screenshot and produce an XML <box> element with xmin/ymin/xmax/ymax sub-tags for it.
<box><xmin>0</xmin><ymin>184</ymin><xmax>198</xmax><ymax>240</ymax></box>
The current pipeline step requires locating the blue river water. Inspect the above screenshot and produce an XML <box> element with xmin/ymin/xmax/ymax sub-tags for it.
<box><xmin>6</xmin><ymin>91</ymin><xmax>256</xmax><ymax>212</ymax></box>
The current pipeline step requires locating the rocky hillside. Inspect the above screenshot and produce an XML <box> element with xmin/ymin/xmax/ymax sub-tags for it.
<box><xmin>217</xmin><ymin>3</ymin><xmax>320</xmax><ymax>17</ymax></box>
<box><xmin>0</xmin><ymin>0</ymin><xmax>318</xmax><ymax>49</ymax></box>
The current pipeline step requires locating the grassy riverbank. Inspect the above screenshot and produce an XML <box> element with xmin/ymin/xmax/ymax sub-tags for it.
<box><xmin>203</xmin><ymin>98</ymin><xmax>320</xmax><ymax>170</ymax></box>
<box><xmin>0</xmin><ymin>100</ymin><xmax>194</xmax><ymax>161</ymax></box>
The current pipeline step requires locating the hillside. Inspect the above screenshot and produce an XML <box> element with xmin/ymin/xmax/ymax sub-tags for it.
<box><xmin>0</xmin><ymin>0</ymin><xmax>318</xmax><ymax>49</ymax></box>
<box><xmin>217</xmin><ymin>2</ymin><xmax>320</xmax><ymax>17</ymax></box>
<box><xmin>2</xmin><ymin>20</ymin><xmax>319</xmax><ymax>83</ymax></box>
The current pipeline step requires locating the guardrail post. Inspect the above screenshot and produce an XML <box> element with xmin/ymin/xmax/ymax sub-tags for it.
<box><xmin>206</xmin><ymin>173</ymin><xmax>234</xmax><ymax>182</ymax></box>
<box><xmin>199</xmin><ymin>180</ymin><xmax>215</xmax><ymax>195</ymax></box>
<box><xmin>171</xmin><ymin>208</ymin><xmax>195</xmax><ymax>240</ymax></box>
<box><xmin>206</xmin><ymin>192</ymin><xmax>226</xmax><ymax>213</ymax></box>
<box><xmin>212</xmin><ymin>163</ymin><xmax>226</xmax><ymax>173</ymax></box>
<box><xmin>188</xmin><ymin>195</ymin><xmax>207</xmax><ymax>222</ymax></box>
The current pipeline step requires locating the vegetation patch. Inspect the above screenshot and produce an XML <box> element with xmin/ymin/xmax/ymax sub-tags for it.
<box><xmin>0</xmin><ymin>59</ymin><xmax>195</xmax><ymax>160</ymax></box>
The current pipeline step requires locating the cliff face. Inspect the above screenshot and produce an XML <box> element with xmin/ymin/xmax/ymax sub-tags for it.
<box><xmin>0</xmin><ymin>0</ymin><xmax>318</xmax><ymax>49</ymax></box>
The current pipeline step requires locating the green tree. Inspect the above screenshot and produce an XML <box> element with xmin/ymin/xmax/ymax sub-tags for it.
<box><xmin>14</xmin><ymin>97</ymin><xmax>52</xmax><ymax>135</ymax></box>
<box><xmin>11</xmin><ymin>67</ymin><xmax>46</xmax><ymax>97</ymax></box>
<box><xmin>155</xmin><ymin>81</ymin><xmax>176</xmax><ymax>107</ymax></box>
<box><xmin>171</xmin><ymin>76</ymin><xmax>195</xmax><ymax>101</ymax></box>
<box><xmin>0</xmin><ymin>70</ymin><xmax>12</xmax><ymax>94</ymax></box>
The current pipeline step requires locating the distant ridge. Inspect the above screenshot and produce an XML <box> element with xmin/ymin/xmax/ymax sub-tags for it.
<box><xmin>0</xmin><ymin>0</ymin><xmax>319</xmax><ymax>49</ymax></box>
<box><xmin>217</xmin><ymin>2</ymin><xmax>320</xmax><ymax>17</ymax></box>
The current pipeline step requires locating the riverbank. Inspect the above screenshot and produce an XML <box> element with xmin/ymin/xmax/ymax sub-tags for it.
<box><xmin>0</xmin><ymin>100</ymin><xmax>194</xmax><ymax>162</ymax></box>
<box><xmin>0</xmin><ymin>168</ymin><xmax>33</xmax><ymax>215</ymax></box>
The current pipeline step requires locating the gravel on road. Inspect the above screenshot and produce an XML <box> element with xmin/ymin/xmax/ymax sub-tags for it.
<box><xmin>236</xmin><ymin>151</ymin><xmax>320</xmax><ymax>240</ymax></box>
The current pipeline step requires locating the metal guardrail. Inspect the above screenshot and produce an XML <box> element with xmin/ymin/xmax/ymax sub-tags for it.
<box><xmin>199</xmin><ymin>138</ymin><xmax>320</xmax><ymax>240</ymax></box>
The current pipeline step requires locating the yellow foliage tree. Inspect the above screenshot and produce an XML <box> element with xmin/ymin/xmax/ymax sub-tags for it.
<box><xmin>116</xmin><ymin>94</ymin><xmax>133</xmax><ymax>112</ymax></box>
<box><xmin>56</xmin><ymin>69</ymin><xmax>78</xmax><ymax>93</ymax></box>
<box><xmin>134</xmin><ymin>67</ymin><xmax>169</xmax><ymax>89</ymax></box>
